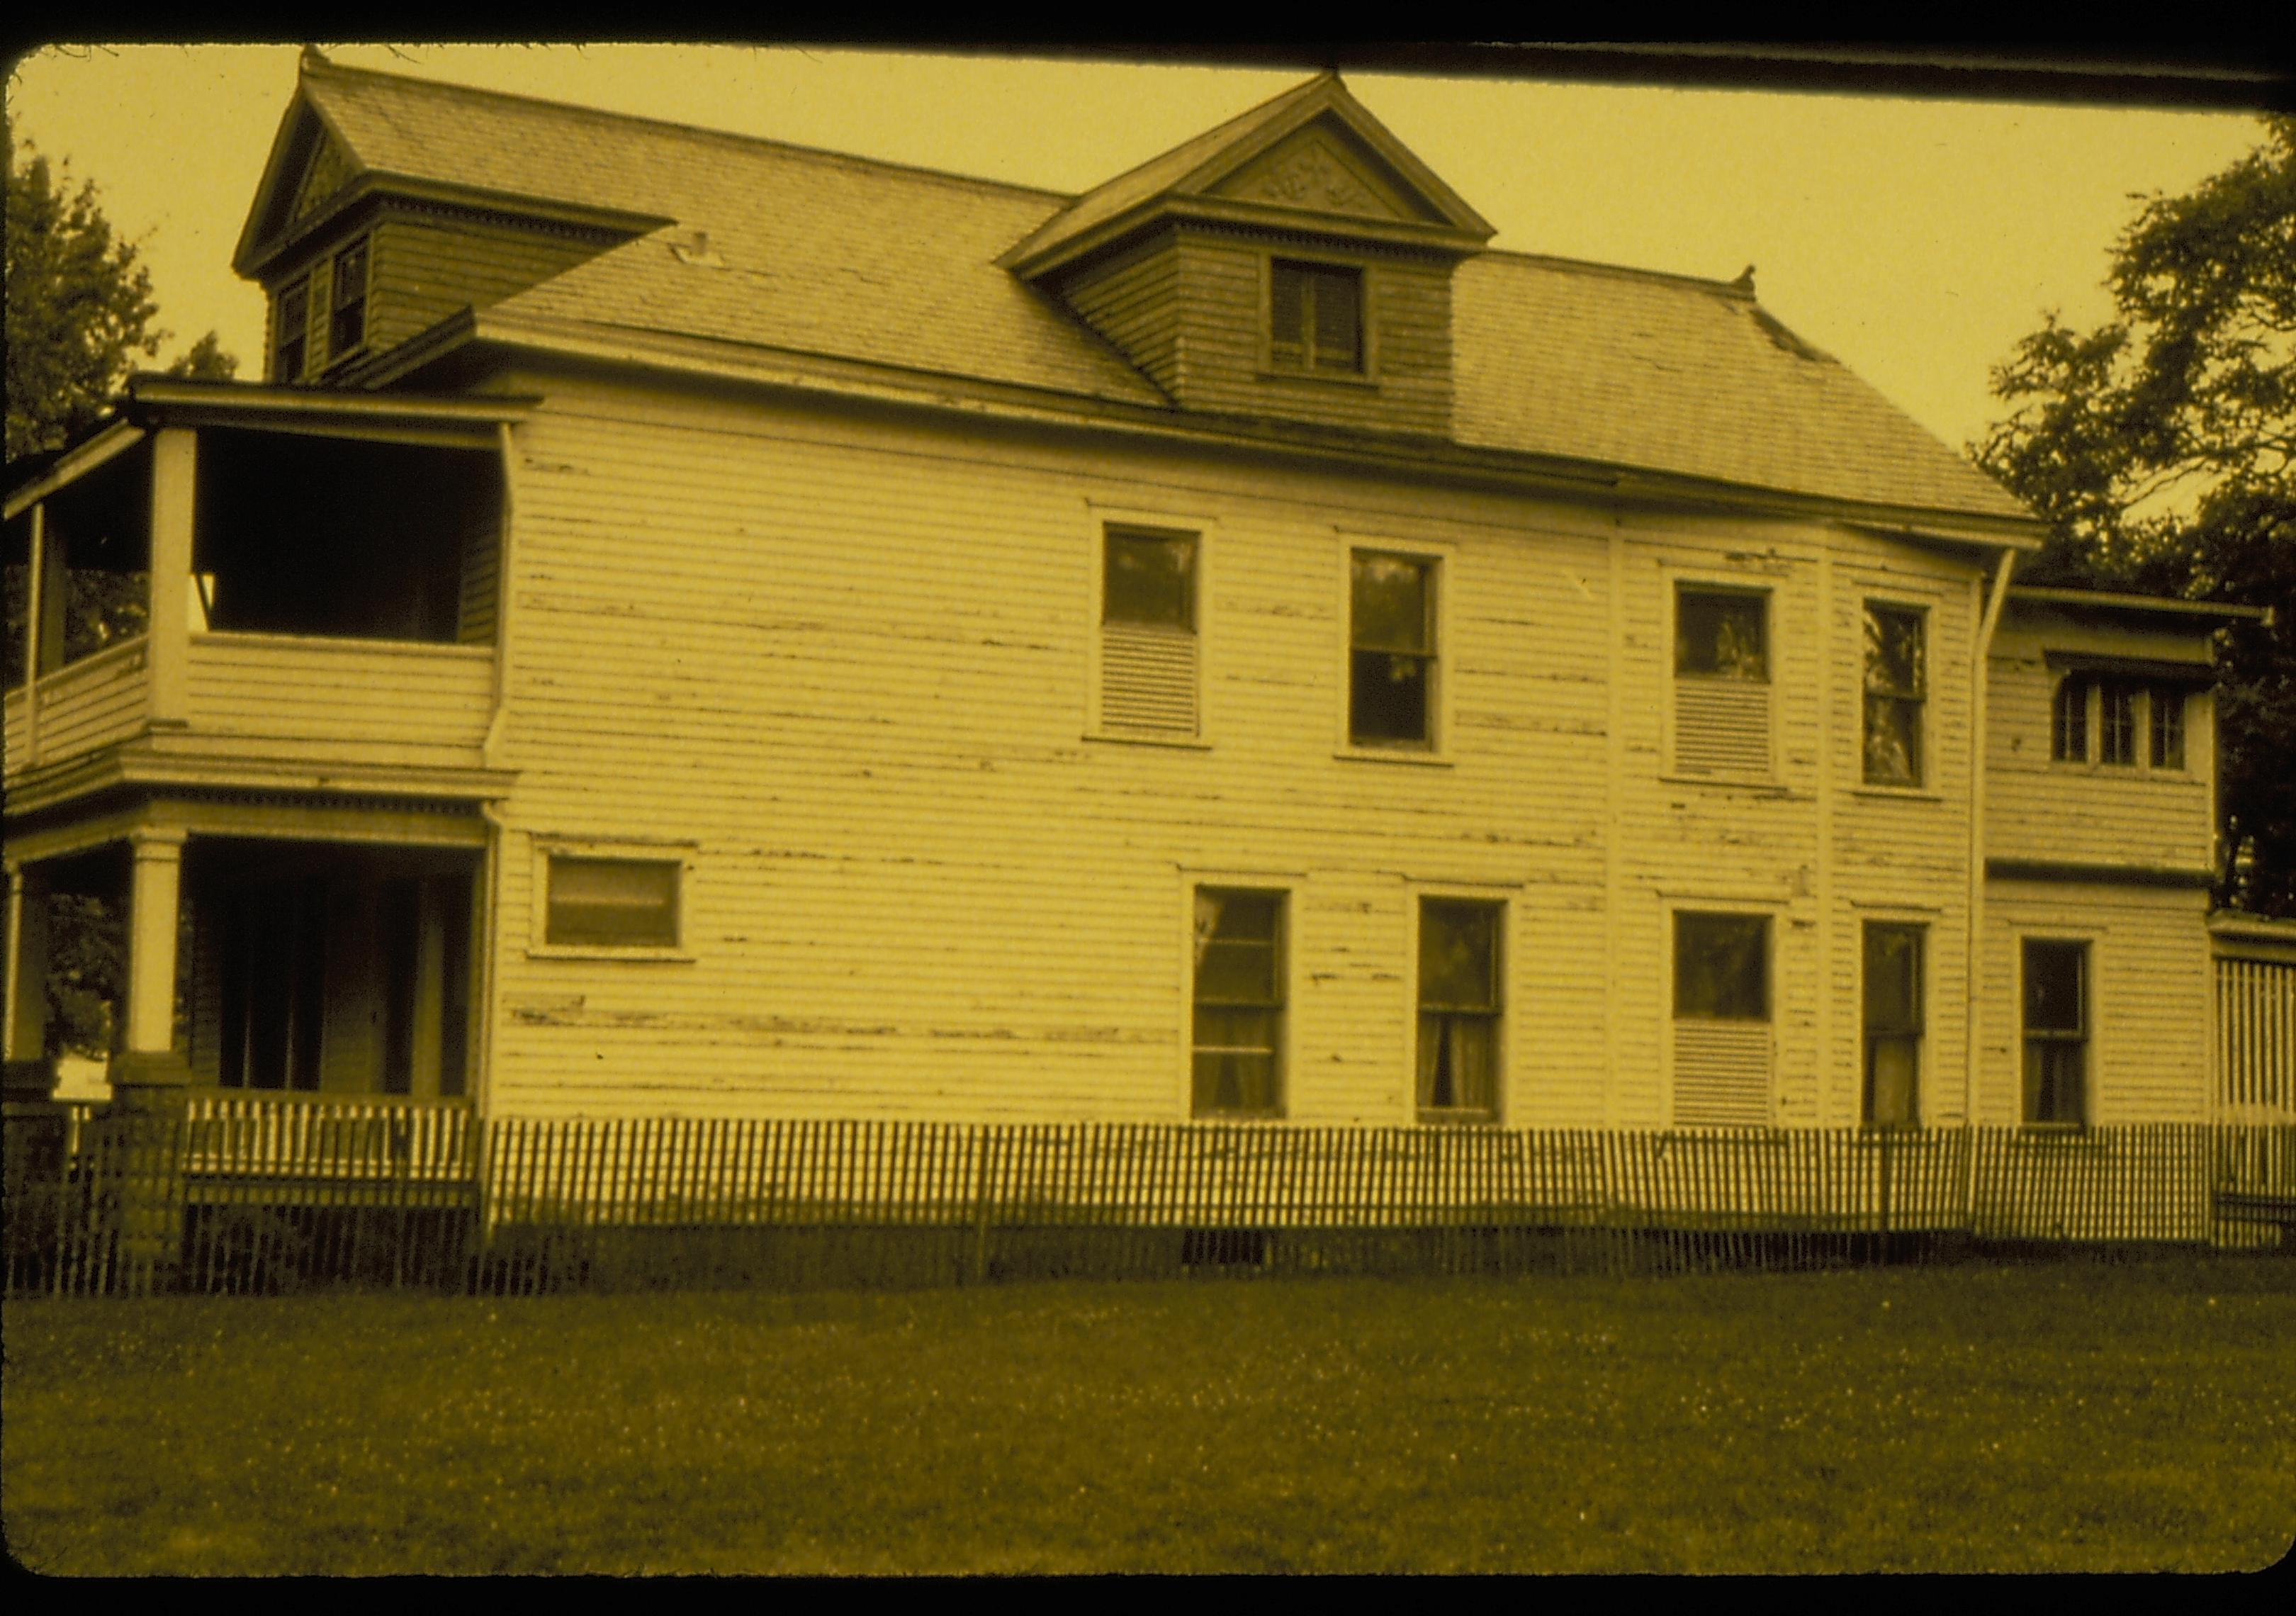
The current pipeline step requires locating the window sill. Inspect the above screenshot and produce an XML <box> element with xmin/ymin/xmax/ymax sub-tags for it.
<box><xmin>527</xmin><ymin>944</ymin><xmax>696</xmax><ymax>964</ymax></box>
<box><xmin>2048</xmin><ymin>761</ymin><xmax>2194</xmax><ymax>782</ymax></box>
<box><xmin>1850</xmin><ymin>784</ymin><xmax>1943</xmax><ymax>803</ymax></box>
<box><xmin>1336</xmin><ymin>745</ymin><xmax>1452</xmax><ymax>768</ymax></box>
<box><xmin>1659</xmin><ymin>772</ymin><xmax>1789</xmax><ymax>796</ymax></box>
<box><xmin>1417</xmin><ymin>1111</ymin><xmax>1500</xmax><ymax>1128</ymax></box>
<box><xmin>1190</xmin><ymin>1112</ymin><xmax>1289</xmax><ymax>1126</ymax></box>
<box><xmin>2012</xmin><ymin>1123</ymin><xmax>2095</xmax><ymax>1143</ymax></box>
<box><xmin>1256</xmin><ymin>366</ymin><xmax>1380</xmax><ymax>390</ymax></box>
<box><xmin>1084</xmin><ymin>730</ymin><xmax>1212</xmax><ymax>752</ymax></box>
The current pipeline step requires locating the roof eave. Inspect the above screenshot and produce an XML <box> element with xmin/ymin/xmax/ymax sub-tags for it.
<box><xmin>2008</xmin><ymin>585</ymin><xmax>2274</xmax><ymax>627</ymax></box>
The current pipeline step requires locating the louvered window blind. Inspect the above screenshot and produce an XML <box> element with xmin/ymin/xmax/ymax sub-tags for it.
<box><xmin>1672</xmin><ymin>911</ymin><xmax>1773</xmax><ymax>1126</ymax></box>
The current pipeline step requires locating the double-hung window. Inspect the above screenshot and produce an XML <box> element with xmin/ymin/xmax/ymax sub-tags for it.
<box><xmin>2054</xmin><ymin>674</ymin><xmax>2189</xmax><ymax>773</ymax></box>
<box><xmin>2022</xmin><ymin>940</ymin><xmax>2088</xmax><ymax>1126</ymax></box>
<box><xmin>2149</xmin><ymin>686</ymin><xmax>2185</xmax><ymax>769</ymax></box>
<box><xmin>2099</xmin><ymin>679</ymin><xmax>2139</xmax><ymax>766</ymax></box>
<box><xmin>1270</xmin><ymin>259</ymin><xmax>1363</xmax><ymax>375</ymax></box>
<box><xmin>1672</xmin><ymin>911</ymin><xmax>1772</xmax><ymax>1126</ymax></box>
<box><xmin>1862</xmin><ymin>604</ymin><xmax>1925</xmax><ymax>786</ymax></box>
<box><xmin>1098</xmin><ymin>524</ymin><xmax>1199</xmax><ymax>739</ymax></box>
<box><xmin>1191</xmin><ymin>887</ymin><xmax>1285</xmax><ymax>1118</ymax></box>
<box><xmin>273</xmin><ymin>277</ymin><xmax>310</xmax><ymax>382</ymax></box>
<box><xmin>1862</xmin><ymin>923</ymin><xmax>1924</xmax><ymax>1128</ymax></box>
<box><xmin>330</xmin><ymin>236</ymin><xmax>370</xmax><ymax>359</ymax></box>
<box><xmin>2052</xmin><ymin>674</ymin><xmax>2090</xmax><ymax>761</ymax></box>
<box><xmin>1673</xmin><ymin>587</ymin><xmax>1770</xmax><ymax>775</ymax></box>
<box><xmin>1417</xmin><ymin>899</ymin><xmax>1502</xmax><ymax>1122</ymax></box>
<box><xmin>1349</xmin><ymin>549</ymin><xmax>1436</xmax><ymax>748</ymax></box>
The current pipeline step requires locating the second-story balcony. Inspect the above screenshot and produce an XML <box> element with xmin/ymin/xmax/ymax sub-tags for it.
<box><xmin>5</xmin><ymin>380</ymin><xmax>533</xmax><ymax>813</ymax></box>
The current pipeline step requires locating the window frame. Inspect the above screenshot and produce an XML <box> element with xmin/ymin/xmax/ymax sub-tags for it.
<box><xmin>272</xmin><ymin>275</ymin><xmax>310</xmax><ymax>383</ymax></box>
<box><xmin>1338</xmin><ymin>537</ymin><xmax>1450</xmax><ymax>761</ymax></box>
<box><xmin>2149</xmin><ymin>684</ymin><xmax>2187</xmax><ymax>770</ymax></box>
<box><xmin>1859</xmin><ymin>599</ymin><xmax>1928</xmax><ymax>789</ymax></box>
<box><xmin>1187</xmin><ymin>882</ymin><xmax>1290</xmax><ymax>1121</ymax></box>
<box><xmin>327</xmin><ymin>233</ymin><xmax>371</xmax><ymax>364</ymax></box>
<box><xmin>1264</xmin><ymin>255</ymin><xmax>1373</xmax><ymax>380</ymax></box>
<box><xmin>1412</xmin><ymin>893</ymin><xmax>1508</xmax><ymax>1126</ymax></box>
<box><xmin>1665</xmin><ymin>900</ymin><xmax>1780</xmax><ymax>1128</ymax></box>
<box><xmin>1666</xmin><ymin>577</ymin><xmax>1777</xmax><ymax>781</ymax></box>
<box><xmin>1085</xmin><ymin>503</ymin><xmax>1215</xmax><ymax>748</ymax></box>
<box><xmin>1859</xmin><ymin>920</ymin><xmax>1927</xmax><ymax>1129</ymax></box>
<box><xmin>2020</xmin><ymin>936</ymin><xmax>2092</xmax><ymax>1129</ymax></box>
<box><xmin>529</xmin><ymin>837</ymin><xmax>697</xmax><ymax>961</ymax></box>
<box><xmin>2050</xmin><ymin>673</ymin><xmax>2196</xmax><ymax>777</ymax></box>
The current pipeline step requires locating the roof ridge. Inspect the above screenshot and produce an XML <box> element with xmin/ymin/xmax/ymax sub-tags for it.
<box><xmin>300</xmin><ymin>54</ymin><xmax>1080</xmax><ymax>206</ymax></box>
<box><xmin>1474</xmin><ymin>245</ymin><xmax>1757</xmax><ymax>300</ymax></box>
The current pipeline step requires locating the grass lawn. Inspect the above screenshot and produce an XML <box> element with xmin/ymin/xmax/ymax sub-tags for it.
<box><xmin>5</xmin><ymin>1256</ymin><xmax>2292</xmax><ymax>1575</ymax></box>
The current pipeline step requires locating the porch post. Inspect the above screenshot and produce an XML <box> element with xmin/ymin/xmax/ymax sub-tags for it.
<box><xmin>146</xmin><ymin>427</ymin><xmax>196</xmax><ymax>727</ymax></box>
<box><xmin>33</xmin><ymin>501</ymin><xmax>67</xmax><ymax>678</ymax></box>
<box><xmin>4</xmin><ymin>861</ymin><xmax>56</xmax><ymax>1101</ymax></box>
<box><xmin>113</xmin><ymin>828</ymin><xmax>191</xmax><ymax>1092</ymax></box>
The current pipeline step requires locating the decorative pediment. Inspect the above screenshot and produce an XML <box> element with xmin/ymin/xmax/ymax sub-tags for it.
<box><xmin>1205</xmin><ymin>122</ymin><xmax>1434</xmax><ymax>226</ymax></box>
<box><xmin>289</xmin><ymin>127</ymin><xmax>360</xmax><ymax>224</ymax></box>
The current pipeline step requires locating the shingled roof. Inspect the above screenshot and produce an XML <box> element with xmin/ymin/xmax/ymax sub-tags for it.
<box><xmin>264</xmin><ymin>57</ymin><xmax>2032</xmax><ymax>526</ymax></box>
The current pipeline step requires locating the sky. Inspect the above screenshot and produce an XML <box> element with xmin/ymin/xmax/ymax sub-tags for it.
<box><xmin>4</xmin><ymin>43</ymin><xmax>2273</xmax><ymax>459</ymax></box>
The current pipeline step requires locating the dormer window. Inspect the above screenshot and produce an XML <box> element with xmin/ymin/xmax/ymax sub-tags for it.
<box><xmin>330</xmin><ymin>235</ymin><xmax>370</xmax><ymax>358</ymax></box>
<box><xmin>272</xmin><ymin>277</ymin><xmax>310</xmax><ymax>382</ymax></box>
<box><xmin>1270</xmin><ymin>259</ymin><xmax>1363</xmax><ymax>375</ymax></box>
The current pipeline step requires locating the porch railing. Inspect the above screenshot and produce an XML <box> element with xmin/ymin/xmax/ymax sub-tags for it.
<box><xmin>4</xmin><ymin>636</ymin><xmax>150</xmax><ymax>775</ymax></box>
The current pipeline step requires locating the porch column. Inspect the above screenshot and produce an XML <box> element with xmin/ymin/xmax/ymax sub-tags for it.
<box><xmin>4</xmin><ymin>862</ymin><xmax>55</xmax><ymax>1101</ymax></box>
<box><xmin>112</xmin><ymin>828</ymin><xmax>191</xmax><ymax>1094</ymax></box>
<box><xmin>146</xmin><ymin>427</ymin><xmax>196</xmax><ymax>726</ymax></box>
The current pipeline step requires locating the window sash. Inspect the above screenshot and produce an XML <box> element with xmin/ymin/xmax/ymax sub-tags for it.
<box><xmin>545</xmin><ymin>855</ymin><xmax>680</xmax><ymax>948</ymax></box>
<box><xmin>1862</xmin><ymin>606</ymin><xmax>1924</xmax><ymax>785</ymax></box>
<box><xmin>1674</xmin><ymin>913</ymin><xmax>1769</xmax><ymax>1021</ymax></box>
<box><xmin>1350</xmin><ymin>551</ymin><xmax>1435</xmax><ymax>746</ymax></box>
<box><xmin>330</xmin><ymin>238</ymin><xmax>369</xmax><ymax>355</ymax></box>
<box><xmin>2099</xmin><ymin>681</ymin><xmax>2139</xmax><ymax>765</ymax></box>
<box><xmin>1417</xmin><ymin>1011</ymin><xmax>1499</xmax><ymax>1118</ymax></box>
<box><xmin>1863</xmin><ymin>695</ymin><xmax>1924</xmax><ymax>786</ymax></box>
<box><xmin>1103</xmin><ymin>527</ymin><xmax>1196</xmax><ymax>632</ymax></box>
<box><xmin>274</xmin><ymin>279</ymin><xmax>310</xmax><ymax>381</ymax></box>
<box><xmin>2052</xmin><ymin>675</ymin><xmax>2088</xmax><ymax>762</ymax></box>
<box><xmin>2150</xmin><ymin>688</ymin><xmax>2185</xmax><ymax>769</ymax></box>
<box><xmin>1862</xmin><ymin>923</ymin><xmax>1923</xmax><ymax>1128</ymax></box>
<box><xmin>2022</xmin><ymin>940</ymin><xmax>2088</xmax><ymax>1123</ymax></box>
<box><xmin>1675</xmin><ymin>590</ymin><xmax>1769</xmax><ymax>682</ymax></box>
<box><xmin>1271</xmin><ymin>260</ymin><xmax>1362</xmax><ymax>374</ymax></box>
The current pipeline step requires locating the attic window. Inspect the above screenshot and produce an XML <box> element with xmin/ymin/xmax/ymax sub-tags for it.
<box><xmin>273</xmin><ymin>278</ymin><xmax>310</xmax><ymax>382</ymax></box>
<box><xmin>1270</xmin><ymin>259</ymin><xmax>1362</xmax><ymax>375</ymax></box>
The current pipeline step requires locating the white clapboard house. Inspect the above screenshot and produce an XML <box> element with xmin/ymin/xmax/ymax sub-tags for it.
<box><xmin>4</xmin><ymin>57</ymin><xmax>2280</xmax><ymax>1141</ymax></box>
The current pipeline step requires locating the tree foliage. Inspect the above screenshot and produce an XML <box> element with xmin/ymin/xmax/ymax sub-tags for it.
<box><xmin>1975</xmin><ymin>116</ymin><xmax>2296</xmax><ymax>916</ymax></box>
<box><xmin>5</xmin><ymin>116</ymin><xmax>235</xmax><ymax>462</ymax></box>
<box><xmin>6</xmin><ymin>119</ymin><xmax>236</xmax><ymax>1058</ymax></box>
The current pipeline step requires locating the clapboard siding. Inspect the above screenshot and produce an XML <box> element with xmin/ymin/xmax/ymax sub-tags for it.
<box><xmin>184</xmin><ymin>634</ymin><xmax>493</xmax><ymax>765</ymax></box>
<box><xmin>1986</xmin><ymin>610</ymin><xmax>2217</xmax><ymax>872</ymax></box>
<box><xmin>1979</xmin><ymin>882</ymin><xmax>2212</xmax><ymax>1125</ymax></box>
<box><xmin>1161</xmin><ymin>227</ymin><xmax>1454</xmax><ymax>435</ymax></box>
<box><xmin>1057</xmin><ymin>232</ymin><xmax>1183</xmax><ymax>397</ymax></box>
<box><xmin>456</xmin><ymin>362</ymin><xmax>2004</xmax><ymax>1130</ymax></box>
<box><xmin>5</xmin><ymin>639</ymin><xmax>150</xmax><ymax>773</ymax></box>
<box><xmin>366</xmin><ymin>211</ymin><xmax>617</xmax><ymax>356</ymax></box>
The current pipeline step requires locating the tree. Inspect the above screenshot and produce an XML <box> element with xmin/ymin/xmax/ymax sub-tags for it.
<box><xmin>6</xmin><ymin>118</ymin><xmax>236</xmax><ymax>1057</ymax></box>
<box><xmin>1975</xmin><ymin>116</ymin><xmax>2296</xmax><ymax>916</ymax></box>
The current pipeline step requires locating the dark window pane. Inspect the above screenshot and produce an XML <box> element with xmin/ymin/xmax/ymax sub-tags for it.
<box><xmin>2025</xmin><ymin>1039</ymin><xmax>2086</xmax><ymax>1125</ymax></box>
<box><xmin>274</xmin><ymin>279</ymin><xmax>309</xmax><ymax>381</ymax></box>
<box><xmin>1192</xmin><ymin>887</ymin><xmax>1283</xmax><ymax>1116</ymax></box>
<box><xmin>1676</xmin><ymin>590</ymin><xmax>1767</xmax><ymax>680</ymax></box>
<box><xmin>546</xmin><ymin>857</ymin><xmax>680</xmax><ymax>947</ymax></box>
<box><xmin>1419</xmin><ymin>901</ymin><xmax>1499</xmax><ymax>1011</ymax></box>
<box><xmin>2150</xmin><ymin>688</ymin><xmax>2185</xmax><ymax>769</ymax></box>
<box><xmin>2022</xmin><ymin>941</ymin><xmax>2085</xmax><ymax>1033</ymax></box>
<box><xmin>2052</xmin><ymin>676</ymin><xmax>2088</xmax><ymax>761</ymax></box>
<box><xmin>1864</xmin><ymin>695</ymin><xmax>1923</xmax><ymax>785</ymax></box>
<box><xmin>1418</xmin><ymin>1012</ymin><xmax>1498</xmax><ymax>1116</ymax></box>
<box><xmin>1351</xmin><ymin>552</ymin><xmax>1429</xmax><ymax>653</ymax></box>
<box><xmin>1863</xmin><ymin>924</ymin><xmax>1923</xmax><ymax>1035</ymax></box>
<box><xmin>1103</xmin><ymin>528</ymin><xmax>1195</xmax><ymax>630</ymax></box>
<box><xmin>1309</xmin><ymin>264</ymin><xmax>1361</xmax><ymax>371</ymax></box>
<box><xmin>1350</xmin><ymin>650</ymin><xmax>1429</xmax><ymax>744</ymax></box>
<box><xmin>2100</xmin><ymin>680</ymin><xmax>2137</xmax><ymax>765</ymax></box>
<box><xmin>1867</xmin><ymin>1036</ymin><xmax>1920</xmax><ymax>1128</ymax></box>
<box><xmin>1863</xmin><ymin>605</ymin><xmax>1923</xmax><ymax>697</ymax></box>
<box><xmin>1674</xmin><ymin>913</ymin><xmax>1769</xmax><ymax>1019</ymax></box>
<box><xmin>1270</xmin><ymin>262</ymin><xmax>1307</xmax><ymax>359</ymax></box>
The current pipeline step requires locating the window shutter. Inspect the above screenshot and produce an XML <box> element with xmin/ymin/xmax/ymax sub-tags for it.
<box><xmin>1672</xmin><ymin>1021</ymin><xmax>1772</xmax><ymax>1126</ymax></box>
<box><xmin>1674</xmin><ymin>680</ymin><xmax>1771</xmax><ymax>774</ymax></box>
<box><xmin>1100</xmin><ymin>619</ymin><xmax>1198</xmax><ymax>736</ymax></box>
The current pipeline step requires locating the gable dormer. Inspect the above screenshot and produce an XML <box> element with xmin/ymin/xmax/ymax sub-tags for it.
<box><xmin>233</xmin><ymin>52</ymin><xmax>668</xmax><ymax>386</ymax></box>
<box><xmin>1002</xmin><ymin>74</ymin><xmax>1495</xmax><ymax>437</ymax></box>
